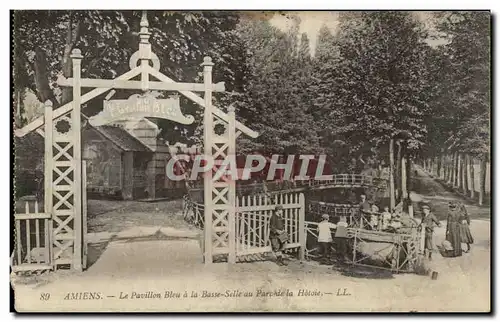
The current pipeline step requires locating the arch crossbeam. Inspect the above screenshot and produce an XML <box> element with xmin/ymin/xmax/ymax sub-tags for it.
<box><xmin>14</xmin><ymin>65</ymin><xmax>258</xmax><ymax>139</ymax></box>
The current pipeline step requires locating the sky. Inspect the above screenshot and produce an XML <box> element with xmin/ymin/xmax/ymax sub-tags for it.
<box><xmin>269</xmin><ymin>11</ymin><xmax>340</xmax><ymax>55</ymax></box>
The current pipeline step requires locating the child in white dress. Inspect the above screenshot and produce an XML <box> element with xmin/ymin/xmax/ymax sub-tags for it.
<box><xmin>317</xmin><ymin>214</ymin><xmax>336</xmax><ymax>264</ymax></box>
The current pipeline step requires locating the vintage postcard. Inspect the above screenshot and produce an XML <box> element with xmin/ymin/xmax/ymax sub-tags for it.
<box><xmin>11</xmin><ymin>10</ymin><xmax>491</xmax><ymax>312</ymax></box>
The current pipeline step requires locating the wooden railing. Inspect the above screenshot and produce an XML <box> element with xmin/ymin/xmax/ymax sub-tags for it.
<box><xmin>12</xmin><ymin>201</ymin><xmax>52</xmax><ymax>272</ymax></box>
<box><xmin>182</xmin><ymin>195</ymin><xmax>204</xmax><ymax>230</ymax></box>
<box><xmin>187</xmin><ymin>174</ymin><xmax>388</xmax><ymax>199</ymax></box>
<box><xmin>307</xmin><ymin>200</ymin><xmax>369</xmax><ymax>228</ymax></box>
<box><xmin>299</xmin><ymin>174</ymin><xmax>377</xmax><ymax>187</ymax></box>
<box><xmin>308</xmin><ymin>201</ymin><xmax>356</xmax><ymax>220</ymax></box>
<box><xmin>304</xmin><ymin>220</ymin><xmax>422</xmax><ymax>272</ymax></box>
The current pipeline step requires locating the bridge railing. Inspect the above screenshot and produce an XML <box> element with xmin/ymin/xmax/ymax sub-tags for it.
<box><xmin>187</xmin><ymin>175</ymin><xmax>389</xmax><ymax>204</ymax></box>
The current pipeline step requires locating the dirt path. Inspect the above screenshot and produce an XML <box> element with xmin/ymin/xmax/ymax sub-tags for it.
<box><xmin>411</xmin><ymin>166</ymin><xmax>490</xmax><ymax>221</ymax></box>
<box><xmin>87</xmin><ymin>199</ymin><xmax>191</xmax><ymax>233</ymax></box>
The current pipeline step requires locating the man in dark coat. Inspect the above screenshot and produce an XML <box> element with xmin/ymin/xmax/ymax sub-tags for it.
<box><xmin>269</xmin><ymin>205</ymin><xmax>288</xmax><ymax>266</ymax></box>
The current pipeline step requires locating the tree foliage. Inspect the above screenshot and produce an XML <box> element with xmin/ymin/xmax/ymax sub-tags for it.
<box><xmin>13</xmin><ymin>10</ymin><xmax>242</xmax><ymax>145</ymax></box>
<box><xmin>236</xmin><ymin>16</ymin><xmax>320</xmax><ymax>155</ymax></box>
<box><xmin>429</xmin><ymin>11</ymin><xmax>490</xmax><ymax>157</ymax></box>
<box><xmin>311</xmin><ymin>12</ymin><xmax>434</xmax><ymax>168</ymax></box>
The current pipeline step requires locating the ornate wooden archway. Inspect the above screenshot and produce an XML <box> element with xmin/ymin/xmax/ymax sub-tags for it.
<box><xmin>14</xmin><ymin>11</ymin><xmax>258</xmax><ymax>271</ymax></box>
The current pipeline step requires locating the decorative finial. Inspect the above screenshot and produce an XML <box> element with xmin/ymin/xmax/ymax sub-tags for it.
<box><xmin>140</xmin><ymin>10</ymin><xmax>149</xmax><ymax>28</ymax></box>
<box><xmin>201</xmin><ymin>56</ymin><xmax>214</xmax><ymax>67</ymax></box>
<box><xmin>139</xmin><ymin>11</ymin><xmax>151</xmax><ymax>44</ymax></box>
<box><xmin>70</xmin><ymin>48</ymin><xmax>83</xmax><ymax>59</ymax></box>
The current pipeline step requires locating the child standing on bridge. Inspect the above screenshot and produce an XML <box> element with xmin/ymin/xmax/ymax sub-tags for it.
<box><xmin>317</xmin><ymin>214</ymin><xmax>336</xmax><ymax>264</ymax></box>
<box><xmin>334</xmin><ymin>216</ymin><xmax>349</xmax><ymax>263</ymax></box>
<box><xmin>380</xmin><ymin>205</ymin><xmax>392</xmax><ymax>231</ymax></box>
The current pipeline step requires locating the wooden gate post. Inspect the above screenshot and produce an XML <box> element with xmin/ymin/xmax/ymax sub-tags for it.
<box><xmin>227</xmin><ymin>106</ymin><xmax>236</xmax><ymax>264</ymax></box>
<box><xmin>202</xmin><ymin>57</ymin><xmax>214</xmax><ymax>265</ymax></box>
<box><xmin>82</xmin><ymin>160</ymin><xmax>88</xmax><ymax>269</ymax></box>
<box><xmin>298</xmin><ymin>193</ymin><xmax>305</xmax><ymax>261</ymax></box>
<box><xmin>419</xmin><ymin>224</ymin><xmax>426</xmax><ymax>254</ymax></box>
<box><xmin>43</xmin><ymin>100</ymin><xmax>54</xmax><ymax>267</ymax></box>
<box><xmin>71</xmin><ymin>49</ymin><xmax>83</xmax><ymax>272</ymax></box>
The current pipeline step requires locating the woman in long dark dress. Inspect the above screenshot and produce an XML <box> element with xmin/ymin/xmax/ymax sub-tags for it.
<box><xmin>458</xmin><ymin>203</ymin><xmax>474</xmax><ymax>252</ymax></box>
<box><xmin>445</xmin><ymin>201</ymin><xmax>462</xmax><ymax>257</ymax></box>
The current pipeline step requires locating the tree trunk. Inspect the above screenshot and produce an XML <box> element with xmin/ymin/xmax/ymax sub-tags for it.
<box><xmin>479</xmin><ymin>156</ymin><xmax>487</xmax><ymax>205</ymax></box>
<box><xmin>446</xmin><ymin>154</ymin><xmax>450</xmax><ymax>183</ymax></box>
<box><xmin>454</xmin><ymin>151</ymin><xmax>459</xmax><ymax>187</ymax></box>
<box><xmin>389</xmin><ymin>138</ymin><xmax>395</xmax><ymax>211</ymax></box>
<box><xmin>33</xmin><ymin>13</ymin><xmax>81</xmax><ymax>108</ymax></box>
<box><xmin>470</xmin><ymin>156</ymin><xmax>475</xmax><ymax>199</ymax></box>
<box><xmin>61</xmin><ymin>14</ymin><xmax>81</xmax><ymax>105</ymax></box>
<box><xmin>395</xmin><ymin>141</ymin><xmax>402</xmax><ymax>200</ymax></box>
<box><xmin>33</xmin><ymin>47</ymin><xmax>59</xmax><ymax>107</ymax></box>
<box><xmin>462</xmin><ymin>153</ymin><xmax>468</xmax><ymax>195</ymax></box>
<box><xmin>443</xmin><ymin>155</ymin><xmax>449</xmax><ymax>182</ymax></box>
<box><xmin>406</xmin><ymin>155</ymin><xmax>412</xmax><ymax>196</ymax></box>
<box><xmin>450</xmin><ymin>153</ymin><xmax>455</xmax><ymax>184</ymax></box>
<box><xmin>438</xmin><ymin>154</ymin><xmax>444</xmax><ymax>179</ymax></box>
<box><xmin>15</xmin><ymin>88</ymin><xmax>22</xmax><ymax>127</ymax></box>
<box><xmin>449</xmin><ymin>153</ymin><xmax>454</xmax><ymax>185</ymax></box>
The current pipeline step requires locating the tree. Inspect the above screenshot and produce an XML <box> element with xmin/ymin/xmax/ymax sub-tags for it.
<box><xmin>430</xmin><ymin>12</ymin><xmax>490</xmax><ymax>156</ymax></box>
<box><xmin>298</xmin><ymin>33</ymin><xmax>311</xmax><ymax>62</ymax></box>
<box><xmin>235</xmin><ymin>18</ymin><xmax>320</xmax><ymax>155</ymax></box>
<box><xmin>331</xmin><ymin>12</ymin><xmax>434</xmax><ymax>163</ymax></box>
<box><xmin>314</xmin><ymin>25</ymin><xmax>337</xmax><ymax>60</ymax></box>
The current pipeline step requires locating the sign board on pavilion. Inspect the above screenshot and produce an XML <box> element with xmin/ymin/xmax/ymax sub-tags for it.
<box><xmin>89</xmin><ymin>93</ymin><xmax>194</xmax><ymax>126</ymax></box>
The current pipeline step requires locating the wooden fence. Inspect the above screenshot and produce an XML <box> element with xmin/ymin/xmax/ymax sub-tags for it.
<box><xmin>12</xmin><ymin>201</ymin><xmax>52</xmax><ymax>272</ymax></box>
<box><xmin>182</xmin><ymin>192</ymin><xmax>305</xmax><ymax>261</ymax></box>
<box><xmin>236</xmin><ymin>193</ymin><xmax>304</xmax><ymax>259</ymax></box>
